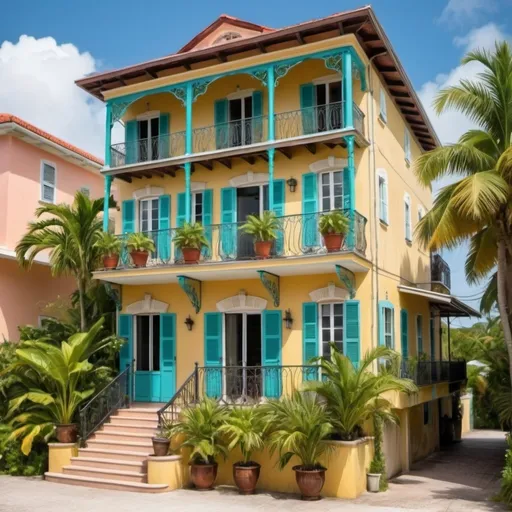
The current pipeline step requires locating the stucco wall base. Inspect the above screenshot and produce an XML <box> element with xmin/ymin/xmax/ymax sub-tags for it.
<box><xmin>147</xmin><ymin>455</ymin><xmax>185</xmax><ymax>490</ymax></box>
<box><xmin>48</xmin><ymin>443</ymin><xmax>78</xmax><ymax>473</ymax></box>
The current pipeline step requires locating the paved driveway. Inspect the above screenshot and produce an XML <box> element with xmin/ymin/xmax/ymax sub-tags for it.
<box><xmin>0</xmin><ymin>430</ymin><xmax>506</xmax><ymax>512</ymax></box>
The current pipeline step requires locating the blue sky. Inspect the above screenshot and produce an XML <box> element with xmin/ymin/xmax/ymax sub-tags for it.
<box><xmin>2</xmin><ymin>0</ymin><xmax>512</xmax><ymax>323</ymax></box>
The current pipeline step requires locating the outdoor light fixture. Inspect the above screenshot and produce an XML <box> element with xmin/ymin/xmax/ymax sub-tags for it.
<box><xmin>184</xmin><ymin>315</ymin><xmax>194</xmax><ymax>331</ymax></box>
<box><xmin>286</xmin><ymin>177</ymin><xmax>297</xmax><ymax>193</ymax></box>
<box><xmin>283</xmin><ymin>309</ymin><xmax>293</xmax><ymax>329</ymax></box>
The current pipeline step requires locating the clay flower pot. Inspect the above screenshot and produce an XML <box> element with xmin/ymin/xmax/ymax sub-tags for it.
<box><xmin>55</xmin><ymin>424</ymin><xmax>78</xmax><ymax>444</ymax></box>
<box><xmin>182</xmin><ymin>247</ymin><xmax>201</xmax><ymax>264</ymax></box>
<box><xmin>233</xmin><ymin>462</ymin><xmax>260</xmax><ymax>494</ymax></box>
<box><xmin>190</xmin><ymin>462</ymin><xmax>218</xmax><ymax>490</ymax></box>
<box><xmin>103</xmin><ymin>254</ymin><xmax>119</xmax><ymax>270</ymax></box>
<box><xmin>152</xmin><ymin>437</ymin><xmax>170</xmax><ymax>456</ymax></box>
<box><xmin>254</xmin><ymin>241</ymin><xmax>273</xmax><ymax>259</ymax></box>
<box><xmin>293</xmin><ymin>466</ymin><xmax>326</xmax><ymax>501</ymax></box>
<box><xmin>130</xmin><ymin>250</ymin><xmax>149</xmax><ymax>268</ymax></box>
<box><xmin>322</xmin><ymin>233</ymin><xmax>344</xmax><ymax>253</ymax></box>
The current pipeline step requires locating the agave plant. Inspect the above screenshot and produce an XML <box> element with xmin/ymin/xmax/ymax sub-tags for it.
<box><xmin>219</xmin><ymin>406</ymin><xmax>267</xmax><ymax>465</ymax></box>
<box><xmin>173</xmin><ymin>222</ymin><xmax>209</xmax><ymax>250</ymax></box>
<box><xmin>305</xmin><ymin>345</ymin><xmax>417</xmax><ymax>440</ymax></box>
<box><xmin>94</xmin><ymin>232</ymin><xmax>122</xmax><ymax>257</ymax></box>
<box><xmin>239</xmin><ymin>211</ymin><xmax>280</xmax><ymax>242</ymax></box>
<box><xmin>318</xmin><ymin>210</ymin><xmax>350</xmax><ymax>236</ymax></box>
<box><xmin>174</xmin><ymin>398</ymin><xmax>228</xmax><ymax>464</ymax></box>
<box><xmin>126</xmin><ymin>232</ymin><xmax>156</xmax><ymax>253</ymax></box>
<box><xmin>264</xmin><ymin>391</ymin><xmax>334</xmax><ymax>470</ymax></box>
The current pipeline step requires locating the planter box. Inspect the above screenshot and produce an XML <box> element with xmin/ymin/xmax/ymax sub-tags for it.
<box><xmin>48</xmin><ymin>443</ymin><xmax>78</xmax><ymax>473</ymax></box>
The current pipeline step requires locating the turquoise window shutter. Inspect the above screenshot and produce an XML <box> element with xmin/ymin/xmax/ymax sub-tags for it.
<box><xmin>302</xmin><ymin>173</ymin><xmax>318</xmax><ymax>248</ymax></box>
<box><xmin>273</xmin><ymin>179</ymin><xmax>285</xmax><ymax>255</ymax></box>
<box><xmin>302</xmin><ymin>302</ymin><xmax>318</xmax><ymax>381</ymax></box>
<box><xmin>159</xmin><ymin>113</ymin><xmax>170</xmax><ymax>158</ymax></box>
<box><xmin>343</xmin><ymin>167</ymin><xmax>351</xmax><ymax>210</ymax></box>
<box><xmin>252</xmin><ymin>91</ymin><xmax>263</xmax><ymax>143</ymax></box>
<box><xmin>174</xmin><ymin>192</ymin><xmax>186</xmax><ymax>260</ymax></box>
<box><xmin>417</xmin><ymin>315</ymin><xmax>423</xmax><ymax>354</ymax></box>
<box><xmin>121</xmin><ymin>199</ymin><xmax>135</xmax><ymax>265</ymax></box>
<box><xmin>214</xmin><ymin>99</ymin><xmax>228</xmax><ymax>149</ymax></box>
<box><xmin>158</xmin><ymin>195</ymin><xmax>171</xmax><ymax>262</ymax></box>
<box><xmin>344</xmin><ymin>300</ymin><xmax>360</xmax><ymax>367</ymax></box>
<box><xmin>118</xmin><ymin>314</ymin><xmax>133</xmax><ymax>375</ymax></box>
<box><xmin>202</xmin><ymin>189</ymin><xmax>213</xmax><ymax>259</ymax></box>
<box><xmin>160</xmin><ymin>313</ymin><xmax>176</xmax><ymax>402</ymax></box>
<box><xmin>300</xmin><ymin>83</ymin><xmax>315</xmax><ymax>135</ymax></box>
<box><xmin>378</xmin><ymin>302</ymin><xmax>385</xmax><ymax>347</ymax></box>
<box><xmin>220</xmin><ymin>187</ymin><xmax>237</xmax><ymax>258</ymax></box>
<box><xmin>204</xmin><ymin>312</ymin><xmax>223</xmax><ymax>398</ymax></box>
<box><xmin>430</xmin><ymin>317</ymin><xmax>435</xmax><ymax>359</ymax></box>
<box><xmin>400</xmin><ymin>309</ymin><xmax>409</xmax><ymax>358</ymax></box>
<box><xmin>125</xmin><ymin>120</ymin><xmax>138</xmax><ymax>164</ymax></box>
<box><xmin>262</xmin><ymin>310</ymin><xmax>282</xmax><ymax>398</ymax></box>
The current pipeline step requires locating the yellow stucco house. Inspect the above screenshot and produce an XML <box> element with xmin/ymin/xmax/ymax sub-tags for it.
<box><xmin>54</xmin><ymin>6</ymin><xmax>479</xmax><ymax>491</ymax></box>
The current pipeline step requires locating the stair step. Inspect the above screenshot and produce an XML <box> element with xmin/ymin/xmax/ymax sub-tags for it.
<box><xmin>115</xmin><ymin>409</ymin><xmax>159</xmax><ymax>420</ymax></box>
<box><xmin>93</xmin><ymin>430</ymin><xmax>155</xmax><ymax>442</ymax></box>
<box><xmin>45</xmin><ymin>472</ymin><xmax>168</xmax><ymax>493</ymax></box>
<box><xmin>112</xmin><ymin>414</ymin><xmax>160</xmax><ymax>423</ymax></box>
<box><xmin>78</xmin><ymin>448</ymin><xmax>149</xmax><ymax>463</ymax></box>
<box><xmin>87</xmin><ymin>440</ymin><xmax>153</xmax><ymax>453</ymax></box>
<box><xmin>106</xmin><ymin>421</ymin><xmax>159</xmax><ymax>433</ymax></box>
<box><xmin>70</xmin><ymin>456</ymin><xmax>145</xmax><ymax>472</ymax></box>
<box><xmin>63</xmin><ymin>465</ymin><xmax>147</xmax><ymax>483</ymax></box>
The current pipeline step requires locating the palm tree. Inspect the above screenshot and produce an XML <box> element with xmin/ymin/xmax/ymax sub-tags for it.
<box><xmin>414</xmin><ymin>41</ymin><xmax>512</xmax><ymax>389</ymax></box>
<box><xmin>16</xmin><ymin>192</ymin><xmax>107</xmax><ymax>331</ymax></box>
<box><xmin>305</xmin><ymin>346</ymin><xmax>417</xmax><ymax>440</ymax></box>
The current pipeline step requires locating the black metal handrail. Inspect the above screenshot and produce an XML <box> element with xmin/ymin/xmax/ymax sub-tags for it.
<box><xmin>79</xmin><ymin>362</ymin><xmax>134</xmax><ymax>443</ymax></box>
<box><xmin>431</xmin><ymin>253</ymin><xmax>451</xmax><ymax>291</ymax></box>
<box><xmin>399</xmin><ymin>359</ymin><xmax>466</xmax><ymax>386</ymax></box>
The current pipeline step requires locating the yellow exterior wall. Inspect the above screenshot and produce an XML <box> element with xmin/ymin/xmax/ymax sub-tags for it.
<box><xmin>461</xmin><ymin>394</ymin><xmax>472</xmax><ymax>435</ymax></box>
<box><xmin>410</xmin><ymin>400</ymin><xmax>439</xmax><ymax>463</ymax></box>
<box><xmin>47</xmin><ymin>443</ymin><xmax>78</xmax><ymax>473</ymax></box>
<box><xmin>147</xmin><ymin>455</ymin><xmax>186</xmax><ymax>489</ymax></box>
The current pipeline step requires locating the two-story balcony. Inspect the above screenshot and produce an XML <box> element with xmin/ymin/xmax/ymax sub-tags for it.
<box><xmin>431</xmin><ymin>253</ymin><xmax>451</xmax><ymax>294</ymax></box>
<box><xmin>109</xmin><ymin>101</ymin><xmax>366</xmax><ymax>174</ymax></box>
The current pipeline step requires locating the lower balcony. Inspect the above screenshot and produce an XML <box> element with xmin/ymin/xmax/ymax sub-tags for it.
<box><xmin>400</xmin><ymin>360</ymin><xmax>466</xmax><ymax>386</ymax></box>
<box><xmin>431</xmin><ymin>253</ymin><xmax>451</xmax><ymax>294</ymax></box>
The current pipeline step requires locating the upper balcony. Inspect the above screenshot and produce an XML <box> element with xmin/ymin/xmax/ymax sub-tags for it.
<box><xmin>431</xmin><ymin>253</ymin><xmax>451</xmax><ymax>294</ymax></box>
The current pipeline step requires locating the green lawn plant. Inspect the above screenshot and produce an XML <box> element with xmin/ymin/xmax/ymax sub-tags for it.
<box><xmin>318</xmin><ymin>210</ymin><xmax>350</xmax><ymax>236</ymax></box>
<box><xmin>126</xmin><ymin>232</ymin><xmax>156</xmax><ymax>253</ymax></box>
<box><xmin>239</xmin><ymin>211</ymin><xmax>280</xmax><ymax>242</ymax></box>
<box><xmin>173</xmin><ymin>222</ymin><xmax>209</xmax><ymax>250</ymax></box>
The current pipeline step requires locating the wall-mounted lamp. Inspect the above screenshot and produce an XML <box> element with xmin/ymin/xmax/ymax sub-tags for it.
<box><xmin>283</xmin><ymin>309</ymin><xmax>293</xmax><ymax>330</ymax></box>
<box><xmin>184</xmin><ymin>315</ymin><xmax>195</xmax><ymax>331</ymax></box>
<box><xmin>286</xmin><ymin>177</ymin><xmax>297</xmax><ymax>193</ymax></box>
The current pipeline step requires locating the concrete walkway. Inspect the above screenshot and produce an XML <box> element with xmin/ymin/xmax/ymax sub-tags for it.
<box><xmin>0</xmin><ymin>430</ymin><xmax>506</xmax><ymax>512</ymax></box>
<box><xmin>355</xmin><ymin>429</ymin><xmax>507</xmax><ymax>511</ymax></box>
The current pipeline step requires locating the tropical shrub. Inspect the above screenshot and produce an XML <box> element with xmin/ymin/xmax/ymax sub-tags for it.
<box><xmin>499</xmin><ymin>434</ymin><xmax>512</xmax><ymax>506</ymax></box>
<box><xmin>318</xmin><ymin>210</ymin><xmax>350</xmax><ymax>236</ymax></box>
<box><xmin>239</xmin><ymin>211</ymin><xmax>280</xmax><ymax>242</ymax></box>
<box><xmin>0</xmin><ymin>425</ymin><xmax>47</xmax><ymax>476</ymax></box>
<box><xmin>264</xmin><ymin>391</ymin><xmax>333</xmax><ymax>470</ymax></box>
<box><xmin>368</xmin><ymin>415</ymin><xmax>388</xmax><ymax>491</ymax></box>
<box><xmin>173</xmin><ymin>222</ymin><xmax>209</xmax><ymax>250</ymax></box>
<box><xmin>94</xmin><ymin>232</ymin><xmax>122</xmax><ymax>257</ymax></box>
<box><xmin>126</xmin><ymin>232</ymin><xmax>156</xmax><ymax>253</ymax></box>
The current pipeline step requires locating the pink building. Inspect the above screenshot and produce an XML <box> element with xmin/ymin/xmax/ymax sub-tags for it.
<box><xmin>0</xmin><ymin>114</ymin><xmax>104</xmax><ymax>341</ymax></box>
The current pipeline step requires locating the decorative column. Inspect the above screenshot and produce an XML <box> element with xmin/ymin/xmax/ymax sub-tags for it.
<box><xmin>104</xmin><ymin>103</ymin><xmax>112</xmax><ymax>168</ymax></box>
<box><xmin>185</xmin><ymin>82</ymin><xmax>193</xmax><ymax>222</ymax></box>
<box><xmin>103</xmin><ymin>175</ymin><xmax>112</xmax><ymax>232</ymax></box>
<box><xmin>342</xmin><ymin>51</ymin><xmax>353</xmax><ymax>129</ymax></box>
<box><xmin>267</xmin><ymin>64</ymin><xmax>275</xmax><ymax>210</ymax></box>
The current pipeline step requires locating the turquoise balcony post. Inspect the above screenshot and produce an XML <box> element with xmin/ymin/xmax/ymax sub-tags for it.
<box><xmin>342</xmin><ymin>51</ymin><xmax>353</xmax><ymax>129</ymax></box>
<box><xmin>185</xmin><ymin>82</ymin><xmax>193</xmax><ymax>222</ymax></box>
<box><xmin>104</xmin><ymin>103</ymin><xmax>112</xmax><ymax>168</ymax></box>
<box><xmin>102</xmin><ymin>175</ymin><xmax>112</xmax><ymax>232</ymax></box>
<box><xmin>267</xmin><ymin>64</ymin><xmax>275</xmax><ymax>210</ymax></box>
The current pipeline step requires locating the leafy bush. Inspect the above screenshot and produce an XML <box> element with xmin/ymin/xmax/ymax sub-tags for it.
<box><xmin>126</xmin><ymin>232</ymin><xmax>155</xmax><ymax>253</ymax></box>
<box><xmin>368</xmin><ymin>415</ymin><xmax>388</xmax><ymax>491</ymax></box>
<box><xmin>94</xmin><ymin>232</ymin><xmax>122</xmax><ymax>257</ymax></box>
<box><xmin>173</xmin><ymin>222</ymin><xmax>209</xmax><ymax>250</ymax></box>
<box><xmin>0</xmin><ymin>425</ymin><xmax>47</xmax><ymax>476</ymax></box>
<box><xmin>239</xmin><ymin>211</ymin><xmax>279</xmax><ymax>242</ymax></box>
<box><xmin>499</xmin><ymin>434</ymin><xmax>512</xmax><ymax>505</ymax></box>
<box><xmin>318</xmin><ymin>210</ymin><xmax>350</xmax><ymax>236</ymax></box>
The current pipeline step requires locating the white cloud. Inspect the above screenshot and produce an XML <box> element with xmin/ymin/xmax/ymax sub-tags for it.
<box><xmin>439</xmin><ymin>0</ymin><xmax>498</xmax><ymax>25</ymax></box>
<box><xmin>0</xmin><ymin>35</ymin><xmax>105</xmax><ymax>158</ymax></box>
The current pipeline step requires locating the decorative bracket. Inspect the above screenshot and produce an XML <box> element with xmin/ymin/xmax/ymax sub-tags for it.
<box><xmin>249</xmin><ymin>69</ymin><xmax>268</xmax><ymax>86</ymax></box>
<box><xmin>257</xmin><ymin>271</ymin><xmax>280</xmax><ymax>307</ymax></box>
<box><xmin>104</xmin><ymin>283</ymin><xmax>122</xmax><ymax>310</ymax></box>
<box><xmin>192</xmin><ymin>80</ymin><xmax>213</xmax><ymax>101</ymax></box>
<box><xmin>177</xmin><ymin>275</ymin><xmax>202</xmax><ymax>313</ymax></box>
<box><xmin>324</xmin><ymin>54</ymin><xmax>343</xmax><ymax>74</ymax></box>
<box><xmin>169</xmin><ymin>87</ymin><xmax>187</xmax><ymax>106</ymax></box>
<box><xmin>335</xmin><ymin>264</ymin><xmax>356</xmax><ymax>299</ymax></box>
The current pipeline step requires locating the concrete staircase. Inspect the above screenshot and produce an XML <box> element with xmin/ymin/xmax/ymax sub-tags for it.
<box><xmin>45</xmin><ymin>406</ymin><xmax>169</xmax><ymax>493</ymax></box>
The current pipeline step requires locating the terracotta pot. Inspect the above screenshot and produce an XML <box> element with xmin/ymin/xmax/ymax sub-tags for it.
<box><xmin>182</xmin><ymin>247</ymin><xmax>201</xmax><ymax>264</ymax></box>
<box><xmin>293</xmin><ymin>466</ymin><xmax>326</xmax><ymax>501</ymax></box>
<box><xmin>152</xmin><ymin>437</ymin><xmax>170</xmax><ymax>457</ymax></box>
<box><xmin>190</xmin><ymin>462</ymin><xmax>218</xmax><ymax>490</ymax></box>
<box><xmin>254</xmin><ymin>241</ymin><xmax>273</xmax><ymax>259</ymax></box>
<box><xmin>233</xmin><ymin>462</ymin><xmax>260</xmax><ymax>494</ymax></box>
<box><xmin>55</xmin><ymin>424</ymin><xmax>78</xmax><ymax>444</ymax></box>
<box><xmin>102</xmin><ymin>254</ymin><xmax>119</xmax><ymax>270</ymax></box>
<box><xmin>322</xmin><ymin>233</ymin><xmax>344</xmax><ymax>253</ymax></box>
<box><xmin>130</xmin><ymin>250</ymin><xmax>149</xmax><ymax>267</ymax></box>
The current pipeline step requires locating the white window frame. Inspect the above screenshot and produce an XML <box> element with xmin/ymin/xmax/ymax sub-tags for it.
<box><xmin>383</xmin><ymin>307</ymin><xmax>394</xmax><ymax>348</ymax></box>
<box><xmin>136</xmin><ymin>111</ymin><xmax>160</xmax><ymax>161</ymax></box>
<box><xmin>138</xmin><ymin>196</ymin><xmax>160</xmax><ymax>234</ymax></box>
<box><xmin>404</xmin><ymin>193</ymin><xmax>412</xmax><ymax>242</ymax></box>
<box><xmin>192</xmin><ymin>191</ymin><xmax>204</xmax><ymax>225</ymax></box>
<box><xmin>312</xmin><ymin>76</ymin><xmax>343</xmax><ymax>106</ymax></box>
<box><xmin>227</xmin><ymin>91</ymin><xmax>253</xmax><ymax>122</ymax></box>
<box><xmin>318</xmin><ymin>170</ymin><xmax>344</xmax><ymax>213</ymax></box>
<box><xmin>417</xmin><ymin>314</ymin><xmax>423</xmax><ymax>355</ymax></box>
<box><xmin>134</xmin><ymin>314</ymin><xmax>160</xmax><ymax>372</ymax></box>
<box><xmin>377</xmin><ymin>168</ymin><xmax>389</xmax><ymax>224</ymax></box>
<box><xmin>318</xmin><ymin>302</ymin><xmax>344</xmax><ymax>357</ymax></box>
<box><xmin>404</xmin><ymin>128</ymin><xmax>411</xmax><ymax>164</ymax></box>
<box><xmin>40</xmin><ymin>160</ymin><xmax>57</xmax><ymax>204</ymax></box>
<box><xmin>379</xmin><ymin>87</ymin><xmax>387</xmax><ymax>123</ymax></box>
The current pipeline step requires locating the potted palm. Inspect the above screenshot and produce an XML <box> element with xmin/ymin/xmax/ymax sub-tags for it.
<box><xmin>173</xmin><ymin>222</ymin><xmax>209</xmax><ymax>264</ymax></box>
<box><xmin>367</xmin><ymin>415</ymin><xmax>387</xmax><ymax>492</ymax></box>
<box><xmin>126</xmin><ymin>232</ymin><xmax>155</xmax><ymax>267</ymax></box>
<box><xmin>265</xmin><ymin>391</ymin><xmax>334</xmax><ymax>500</ymax></box>
<box><xmin>94</xmin><ymin>232</ymin><xmax>122</xmax><ymax>270</ymax></box>
<box><xmin>219</xmin><ymin>406</ymin><xmax>267</xmax><ymax>494</ymax></box>
<box><xmin>239</xmin><ymin>211</ymin><xmax>279</xmax><ymax>259</ymax></box>
<box><xmin>174</xmin><ymin>398</ymin><xmax>227</xmax><ymax>490</ymax></box>
<box><xmin>152</xmin><ymin>417</ymin><xmax>173</xmax><ymax>457</ymax></box>
<box><xmin>318</xmin><ymin>210</ymin><xmax>350</xmax><ymax>252</ymax></box>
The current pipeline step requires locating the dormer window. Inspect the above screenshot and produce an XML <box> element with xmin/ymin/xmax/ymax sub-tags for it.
<box><xmin>213</xmin><ymin>32</ymin><xmax>242</xmax><ymax>45</ymax></box>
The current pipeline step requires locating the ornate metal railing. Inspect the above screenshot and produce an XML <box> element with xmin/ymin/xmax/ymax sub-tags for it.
<box><xmin>79</xmin><ymin>362</ymin><xmax>133</xmax><ymax>443</ymax></box>
<box><xmin>110</xmin><ymin>132</ymin><xmax>186</xmax><ymax>167</ymax></box>
<box><xmin>158</xmin><ymin>364</ymin><xmax>318</xmax><ymax>426</ymax></box>
<box><xmin>400</xmin><ymin>360</ymin><xmax>466</xmax><ymax>386</ymax></box>
<box><xmin>108</xmin><ymin>210</ymin><xmax>367</xmax><ymax>270</ymax></box>
<box><xmin>431</xmin><ymin>253</ymin><xmax>451</xmax><ymax>292</ymax></box>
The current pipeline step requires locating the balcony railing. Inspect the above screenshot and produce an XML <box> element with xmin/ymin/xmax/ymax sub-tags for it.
<box><xmin>431</xmin><ymin>253</ymin><xmax>451</xmax><ymax>292</ymax></box>
<box><xmin>109</xmin><ymin>103</ymin><xmax>365</xmax><ymax>168</ymax></box>
<box><xmin>109</xmin><ymin>210</ymin><xmax>367</xmax><ymax>270</ymax></box>
<box><xmin>400</xmin><ymin>360</ymin><xmax>465</xmax><ymax>386</ymax></box>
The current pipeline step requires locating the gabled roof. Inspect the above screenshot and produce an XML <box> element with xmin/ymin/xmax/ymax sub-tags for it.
<box><xmin>0</xmin><ymin>114</ymin><xmax>103</xmax><ymax>168</ymax></box>
<box><xmin>178</xmin><ymin>14</ymin><xmax>274</xmax><ymax>54</ymax></box>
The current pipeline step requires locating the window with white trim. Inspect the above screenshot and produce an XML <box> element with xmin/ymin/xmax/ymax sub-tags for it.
<box><xmin>378</xmin><ymin>170</ymin><xmax>389</xmax><ymax>224</ymax></box>
<box><xmin>417</xmin><ymin>314</ymin><xmax>423</xmax><ymax>354</ymax></box>
<box><xmin>139</xmin><ymin>197</ymin><xmax>160</xmax><ymax>233</ymax></box>
<box><xmin>192</xmin><ymin>192</ymin><xmax>203</xmax><ymax>225</ymax></box>
<box><xmin>404</xmin><ymin>129</ymin><xmax>411</xmax><ymax>163</ymax></box>
<box><xmin>135</xmin><ymin>315</ymin><xmax>160</xmax><ymax>372</ymax></box>
<box><xmin>137</xmin><ymin>114</ymin><xmax>160</xmax><ymax>162</ymax></box>
<box><xmin>315</xmin><ymin>80</ymin><xmax>342</xmax><ymax>131</ymax></box>
<box><xmin>320</xmin><ymin>302</ymin><xmax>343</xmax><ymax>357</ymax></box>
<box><xmin>319</xmin><ymin>170</ymin><xmax>343</xmax><ymax>212</ymax></box>
<box><xmin>384</xmin><ymin>307</ymin><xmax>394</xmax><ymax>348</ymax></box>
<box><xmin>379</xmin><ymin>87</ymin><xmax>387</xmax><ymax>123</ymax></box>
<box><xmin>418</xmin><ymin>206</ymin><xmax>424</xmax><ymax>222</ymax></box>
<box><xmin>404</xmin><ymin>194</ymin><xmax>412</xmax><ymax>242</ymax></box>
<box><xmin>41</xmin><ymin>161</ymin><xmax>56</xmax><ymax>203</ymax></box>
